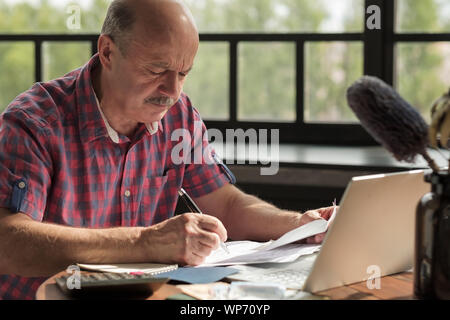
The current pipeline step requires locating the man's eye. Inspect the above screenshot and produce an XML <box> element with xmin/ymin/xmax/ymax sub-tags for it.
<box><xmin>179</xmin><ymin>72</ymin><xmax>187</xmax><ymax>77</ymax></box>
<box><xmin>148</xmin><ymin>69</ymin><xmax>164</xmax><ymax>75</ymax></box>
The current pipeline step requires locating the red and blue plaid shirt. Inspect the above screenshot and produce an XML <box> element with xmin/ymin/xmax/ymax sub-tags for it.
<box><xmin>0</xmin><ymin>53</ymin><xmax>234</xmax><ymax>299</ymax></box>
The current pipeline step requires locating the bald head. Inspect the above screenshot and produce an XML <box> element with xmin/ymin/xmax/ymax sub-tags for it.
<box><xmin>95</xmin><ymin>0</ymin><xmax>199</xmax><ymax>130</ymax></box>
<box><xmin>101</xmin><ymin>0</ymin><xmax>198</xmax><ymax>56</ymax></box>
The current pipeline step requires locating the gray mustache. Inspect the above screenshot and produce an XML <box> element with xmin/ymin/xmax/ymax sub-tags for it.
<box><xmin>145</xmin><ymin>96</ymin><xmax>175</xmax><ymax>106</ymax></box>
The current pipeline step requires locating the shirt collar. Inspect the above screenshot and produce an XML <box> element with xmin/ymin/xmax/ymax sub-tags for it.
<box><xmin>76</xmin><ymin>53</ymin><xmax>163</xmax><ymax>144</ymax></box>
<box><xmin>94</xmin><ymin>94</ymin><xmax>159</xmax><ymax>144</ymax></box>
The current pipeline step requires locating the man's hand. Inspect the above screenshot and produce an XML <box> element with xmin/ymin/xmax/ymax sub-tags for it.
<box><xmin>299</xmin><ymin>206</ymin><xmax>337</xmax><ymax>244</ymax></box>
<box><xmin>139</xmin><ymin>213</ymin><xmax>228</xmax><ymax>266</ymax></box>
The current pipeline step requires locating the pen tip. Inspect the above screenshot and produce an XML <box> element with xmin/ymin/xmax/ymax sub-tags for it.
<box><xmin>222</xmin><ymin>243</ymin><xmax>230</xmax><ymax>254</ymax></box>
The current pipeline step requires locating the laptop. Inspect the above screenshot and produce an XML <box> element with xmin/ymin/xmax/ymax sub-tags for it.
<box><xmin>226</xmin><ymin>169</ymin><xmax>430</xmax><ymax>293</ymax></box>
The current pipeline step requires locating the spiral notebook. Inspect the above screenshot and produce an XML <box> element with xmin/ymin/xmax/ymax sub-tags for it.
<box><xmin>77</xmin><ymin>263</ymin><xmax>178</xmax><ymax>275</ymax></box>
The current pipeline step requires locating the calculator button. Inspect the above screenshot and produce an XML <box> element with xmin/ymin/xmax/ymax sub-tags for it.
<box><xmin>104</xmin><ymin>273</ymin><xmax>122</xmax><ymax>280</ymax></box>
<box><xmin>90</xmin><ymin>274</ymin><xmax>106</xmax><ymax>280</ymax></box>
<box><xmin>81</xmin><ymin>275</ymin><xmax>94</xmax><ymax>283</ymax></box>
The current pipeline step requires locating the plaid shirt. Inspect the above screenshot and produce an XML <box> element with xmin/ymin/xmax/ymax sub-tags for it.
<box><xmin>0</xmin><ymin>54</ymin><xmax>235</xmax><ymax>300</ymax></box>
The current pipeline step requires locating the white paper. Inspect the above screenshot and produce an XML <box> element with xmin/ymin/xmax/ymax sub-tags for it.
<box><xmin>256</xmin><ymin>219</ymin><xmax>328</xmax><ymax>251</ymax></box>
<box><xmin>199</xmin><ymin>219</ymin><xmax>327</xmax><ymax>267</ymax></box>
<box><xmin>201</xmin><ymin>242</ymin><xmax>321</xmax><ymax>267</ymax></box>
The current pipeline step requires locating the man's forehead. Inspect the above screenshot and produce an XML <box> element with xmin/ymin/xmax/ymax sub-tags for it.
<box><xmin>130</xmin><ymin>39</ymin><xmax>196</xmax><ymax>69</ymax></box>
<box><xmin>145</xmin><ymin>60</ymin><xmax>194</xmax><ymax>72</ymax></box>
<box><xmin>149</xmin><ymin>61</ymin><xmax>170</xmax><ymax>68</ymax></box>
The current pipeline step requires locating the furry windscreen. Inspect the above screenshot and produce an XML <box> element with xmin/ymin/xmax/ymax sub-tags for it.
<box><xmin>347</xmin><ymin>76</ymin><xmax>429</xmax><ymax>163</ymax></box>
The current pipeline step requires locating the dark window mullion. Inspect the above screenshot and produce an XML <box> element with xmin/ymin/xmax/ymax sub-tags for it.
<box><xmin>34</xmin><ymin>40</ymin><xmax>42</xmax><ymax>83</ymax></box>
<box><xmin>363</xmin><ymin>0</ymin><xmax>394</xmax><ymax>85</ymax></box>
<box><xmin>383</xmin><ymin>0</ymin><xmax>395</xmax><ymax>86</ymax></box>
<box><xmin>91</xmin><ymin>39</ymin><xmax>98</xmax><ymax>55</ymax></box>
<box><xmin>229</xmin><ymin>40</ymin><xmax>238</xmax><ymax>123</ymax></box>
<box><xmin>296</xmin><ymin>40</ymin><xmax>304</xmax><ymax>125</ymax></box>
<box><xmin>364</xmin><ymin>0</ymin><xmax>384</xmax><ymax>80</ymax></box>
<box><xmin>394</xmin><ymin>34</ymin><xmax>450</xmax><ymax>41</ymax></box>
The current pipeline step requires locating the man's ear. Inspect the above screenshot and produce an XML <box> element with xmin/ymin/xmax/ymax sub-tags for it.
<box><xmin>97</xmin><ymin>34</ymin><xmax>117</xmax><ymax>71</ymax></box>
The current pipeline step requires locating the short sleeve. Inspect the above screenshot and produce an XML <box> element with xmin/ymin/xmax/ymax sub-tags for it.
<box><xmin>0</xmin><ymin>110</ymin><xmax>52</xmax><ymax>221</ymax></box>
<box><xmin>181</xmin><ymin>109</ymin><xmax>236</xmax><ymax>198</ymax></box>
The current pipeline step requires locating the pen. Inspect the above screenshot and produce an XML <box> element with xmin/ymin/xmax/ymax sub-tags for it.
<box><xmin>178</xmin><ymin>188</ymin><xmax>230</xmax><ymax>254</ymax></box>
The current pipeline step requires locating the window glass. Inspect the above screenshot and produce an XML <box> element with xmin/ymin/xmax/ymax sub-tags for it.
<box><xmin>43</xmin><ymin>42</ymin><xmax>92</xmax><ymax>81</ymax></box>
<box><xmin>304</xmin><ymin>41</ymin><xmax>363</xmax><ymax>123</ymax></box>
<box><xmin>184</xmin><ymin>0</ymin><xmax>364</xmax><ymax>33</ymax></box>
<box><xmin>183</xmin><ymin>42</ymin><xmax>229</xmax><ymax>120</ymax></box>
<box><xmin>396</xmin><ymin>0</ymin><xmax>450</xmax><ymax>33</ymax></box>
<box><xmin>0</xmin><ymin>42</ymin><xmax>34</xmax><ymax>112</ymax></box>
<box><xmin>0</xmin><ymin>0</ymin><xmax>364</xmax><ymax>34</ymax></box>
<box><xmin>238</xmin><ymin>42</ymin><xmax>296</xmax><ymax>122</ymax></box>
<box><xmin>395</xmin><ymin>42</ymin><xmax>450</xmax><ymax>123</ymax></box>
<box><xmin>0</xmin><ymin>0</ymin><xmax>110</xmax><ymax>34</ymax></box>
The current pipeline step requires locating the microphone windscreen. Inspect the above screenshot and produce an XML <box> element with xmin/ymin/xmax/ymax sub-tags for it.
<box><xmin>347</xmin><ymin>76</ymin><xmax>429</xmax><ymax>163</ymax></box>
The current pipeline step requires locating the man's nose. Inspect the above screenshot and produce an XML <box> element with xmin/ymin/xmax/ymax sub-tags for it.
<box><xmin>158</xmin><ymin>71</ymin><xmax>180</xmax><ymax>97</ymax></box>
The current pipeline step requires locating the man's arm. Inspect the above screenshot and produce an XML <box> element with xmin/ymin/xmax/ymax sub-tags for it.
<box><xmin>0</xmin><ymin>206</ymin><xmax>227</xmax><ymax>276</ymax></box>
<box><xmin>0</xmin><ymin>207</ymin><xmax>147</xmax><ymax>277</ymax></box>
<box><xmin>194</xmin><ymin>184</ymin><xmax>333</xmax><ymax>242</ymax></box>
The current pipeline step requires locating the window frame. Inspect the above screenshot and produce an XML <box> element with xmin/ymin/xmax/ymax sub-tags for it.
<box><xmin>0</xmin><ymin>0</ymin><xmax>449</xmax><ymax>146</ymax></box>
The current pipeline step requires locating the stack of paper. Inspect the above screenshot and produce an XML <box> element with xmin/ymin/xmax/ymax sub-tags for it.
<box><xmin>200</xmin><ymin>218</ymin><xmax>331</xmax><ymax>267</ymax></box>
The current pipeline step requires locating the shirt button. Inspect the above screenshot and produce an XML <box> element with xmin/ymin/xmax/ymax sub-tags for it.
<box><xmin>18</xmin><ymin>182</ymin><xmax>26</xmax><ymax>189</ymax></box>
<box><xmin>124</xmin><ymin>190</ymin><xmax>131</xmax><ymax>197</ymax></box>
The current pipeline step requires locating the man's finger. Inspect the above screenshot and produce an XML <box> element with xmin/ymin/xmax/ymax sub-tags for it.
<box><xmin>189</xmin><ymin>225</ymin><xmax>221</xmax><ymax>249</ymax></box>
<box><xmin>315</xmin><ymin>232</ymin><xmax>325</xmax><ymax>243</ymax></box>
<box><xmin>318</xmin><ymin>206</ymin><xmax>336</xmax><ymax>220</ymax></box>
<box><xmin>304</xmin><ymin>232</ymin><xmax>325</xmax><ymax>244</ymax></box>
<box><xmin>299</xmin><ymin>210</ymin><xmax>322</xmax><ymax>225</ymax></box>
<box><xmin>198</xmin><ymin>215</ymin><xmax>228</xmax><ymax>242</ymax></box>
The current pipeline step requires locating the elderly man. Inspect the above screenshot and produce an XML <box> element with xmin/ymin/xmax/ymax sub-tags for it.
<box><xmin>0</xmin><ymin>0</ymin><xmax>333</xmax><ymax>299</ymax></box>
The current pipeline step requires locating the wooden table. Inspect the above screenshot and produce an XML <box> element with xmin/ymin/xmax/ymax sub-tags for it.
<box><xmin>36</xmin><ymin>271</ymin><xmax>415</xmax><ymax>300</ymax></box>
<box><xmin>316</xmin><ymin>272</ymin><xmax>414</xmax><ymax>300</ymax></box>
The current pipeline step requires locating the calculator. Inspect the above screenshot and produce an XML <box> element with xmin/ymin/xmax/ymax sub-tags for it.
<box><xmin>55</xmin><ymin>272</ymin><xmax>169</xmax><ymax>299</ymax></box>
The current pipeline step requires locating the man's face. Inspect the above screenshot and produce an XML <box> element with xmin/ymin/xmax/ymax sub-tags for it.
<box><xmin>108</xmin><ymin>31</ymin><xmax>198</xmax><ymax>124</ymax></box>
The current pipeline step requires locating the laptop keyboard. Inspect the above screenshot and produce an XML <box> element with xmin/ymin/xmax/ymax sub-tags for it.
<box><xmin>226</xmin><ymin>254</ymin><xmax>317</xmax><ymax>290</ymax></box>
<box><xmin>228</xmin><ymin>269</ymin><xmax>310</xmax><ymax>290</ymax></box>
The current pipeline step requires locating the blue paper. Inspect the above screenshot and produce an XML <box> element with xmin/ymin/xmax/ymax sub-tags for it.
<box><xmin>154</xmin><ymin>266</ymin><xmax>238</xmax><ymax>284</ymax></box>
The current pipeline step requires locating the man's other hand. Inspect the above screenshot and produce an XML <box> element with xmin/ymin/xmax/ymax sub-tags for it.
<box><xmin>299</xmin><ymin>206</ymin><xmax>337</xmax><ymax>244</ymax></box>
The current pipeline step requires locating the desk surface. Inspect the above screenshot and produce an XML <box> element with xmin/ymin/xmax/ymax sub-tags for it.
<box><xmin>36</xmin><ymin>271</ymin><xmax>415</xmax><ymax>300</ymax></box>
<box><xmin>316</xmin><ymin>271</ymin><xmax>414</xmax><ymax>300</ymax></box>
